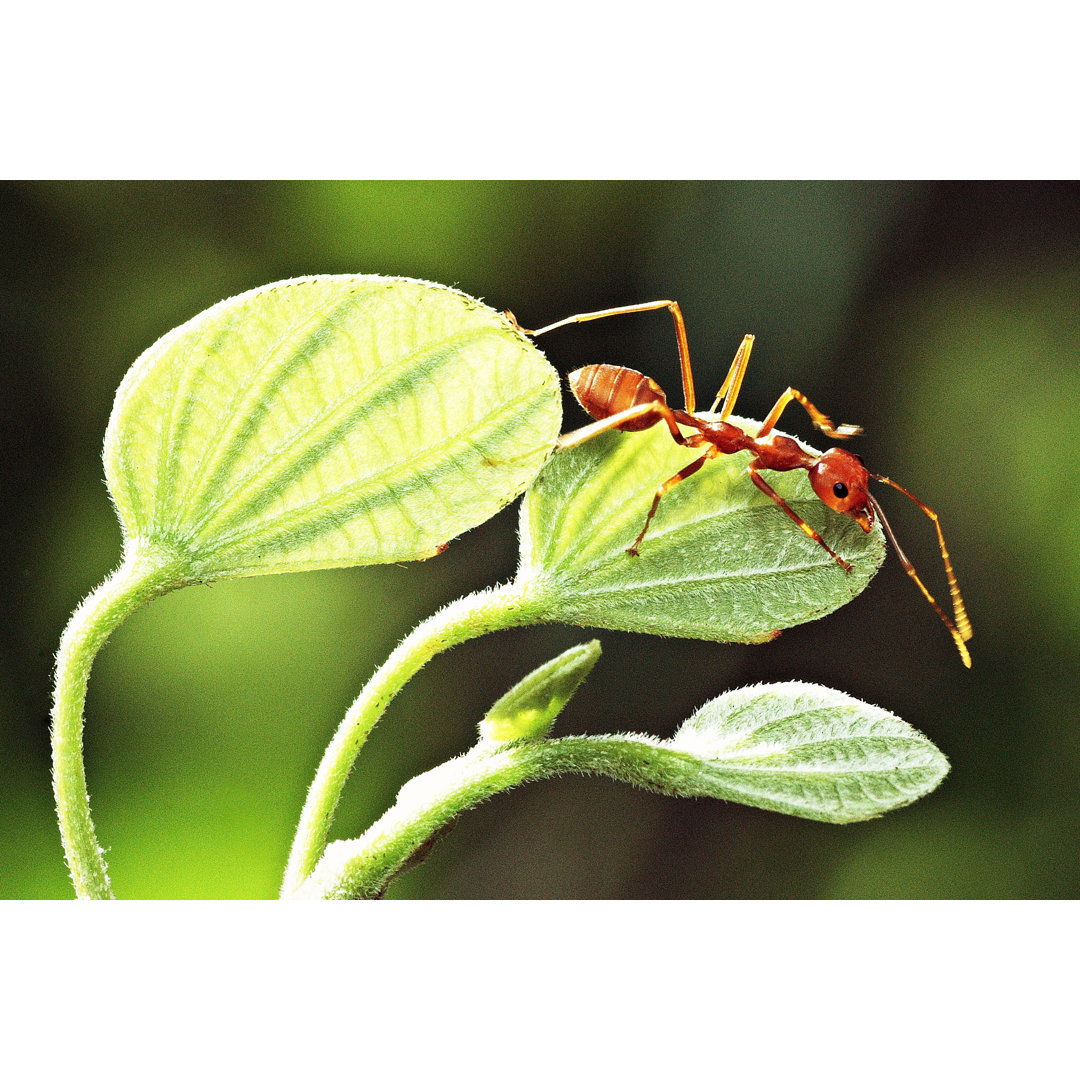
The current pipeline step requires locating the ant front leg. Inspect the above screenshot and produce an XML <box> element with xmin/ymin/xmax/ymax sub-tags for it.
<box><xmin>757</xmin><ymin>387</ymin><xmax>862</xmax><ymax>440</ymax></box>
<box><xmin>748</xmin><ymin>466</ymin><xmax>853</xmax><ymax>572</ymax></box>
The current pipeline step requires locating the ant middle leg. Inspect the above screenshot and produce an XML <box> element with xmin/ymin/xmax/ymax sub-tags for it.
<box><xmin>757</xmin><ymin>387</ymin><xmax>862</xmax><ymax>440</ymax></box>
<box><xmin>627</xmin><ymin>444</ymin><xmax>716</xmax><ymax>556</ymax></box>
<box><xmin>504</xmin><ymin>300</ymin><xmax>696</xmax><ymax>413</ymax></box>
<box><xmin>708</xmin><ymin>334</ymin><xmax>756</xmax><ymax>419</ymax></box>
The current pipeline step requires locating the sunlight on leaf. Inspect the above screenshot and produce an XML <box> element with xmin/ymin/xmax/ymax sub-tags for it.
<box><xmin>104</xmin><ymin>275</ymin><xmax>561</xmax><ymax>579</ymax></box>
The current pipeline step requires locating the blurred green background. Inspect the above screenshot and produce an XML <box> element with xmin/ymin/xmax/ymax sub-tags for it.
<box><xmin>3</xmin><ymin>181</ymin><xmax>1077</xmax><ymax>899</ymax></box>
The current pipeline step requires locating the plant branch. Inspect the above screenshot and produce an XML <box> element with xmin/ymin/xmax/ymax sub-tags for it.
<box><xmin>280</xmin><ymin>579</ymin><xmax>541</xmax><ymax>896</ymax></box>
<box><xmin>290</xmin><ymin>734</ymin><xmax>689</xmax><ymax>899</ymax></box>
<box><xmin>51</xmin><ymin>545</ymin><xmax>182</xmax><ymax>898</ymax></box>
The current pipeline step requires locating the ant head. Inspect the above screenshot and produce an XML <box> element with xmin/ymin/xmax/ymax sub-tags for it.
<box><xmin>808</xmin><ymin>448</ymin><xmax>873</xmax><ymax>532</ymax></box>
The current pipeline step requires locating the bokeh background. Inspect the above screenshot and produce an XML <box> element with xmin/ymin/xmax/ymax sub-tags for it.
<box><xmin>2</xmin><ymin>181</ymin><xmax>1077</xmax><ymax>899</ymax></box>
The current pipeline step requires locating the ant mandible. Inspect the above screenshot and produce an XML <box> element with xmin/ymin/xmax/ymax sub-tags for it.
<box><xmin>504</xmin><ymin>299</ymin><xmax>973</xmax><ymax>667</ymax></box>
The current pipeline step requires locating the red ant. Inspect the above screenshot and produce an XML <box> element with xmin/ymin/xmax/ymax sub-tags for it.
<box><xmin>505</xmin><ymin>300</ymin><xmax>973</xmax><ymax>667</ymax></box>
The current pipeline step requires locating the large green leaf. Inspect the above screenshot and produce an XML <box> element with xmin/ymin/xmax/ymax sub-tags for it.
<box><xmin>518</xmin><ymin>421</ymin><xmax>884</xmax><ymax>641</ymax></box>
<box><xmin>104</xmin><ymin>275</ymin><xmax>561</xmax><ymax>579</ymax></box>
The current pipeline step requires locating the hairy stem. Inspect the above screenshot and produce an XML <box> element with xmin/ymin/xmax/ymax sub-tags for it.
<box><xmin>281</xmin><ymin>580</ymin><xmax>541</xmax><ymax>896</ymax></box>
<box><xmin>291</xmin><ymin>735</ymin><xmax>682</xmax><ymax>899</ymax></box>
<box><xmin>51</xmin><ymin>546</ymin><xmax>182</xmax><ymax>898</ymax></box>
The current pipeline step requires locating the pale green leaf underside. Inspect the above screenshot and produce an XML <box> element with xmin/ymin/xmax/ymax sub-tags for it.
<box><xmin>104</xmin><ymin>275</ymin><xmax>561</xmax><ymax>577</ymax></box>
<box><xmin>519</xmin><ymin>420</ymin><xmax>885</xmax><ymax>642</ymax></box>
<box><xmin>559</xmin><ymin>681</ymin><xmax>948</xmax><ymax>823</ymax></box>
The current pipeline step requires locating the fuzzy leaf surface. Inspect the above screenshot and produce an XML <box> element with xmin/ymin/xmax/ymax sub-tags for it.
<box><xmin>637</xmin><ymin>680</ymin><xmax>949</xmax><ymax>822</ymax></box>
<box><xmin>104</xmin><ymin>275</ymin><xmax>561</xmax><ymax>578</ymax></box>
<box><xmin>519</xmin><ymin>422</ymin><xmax>884</xmax><ymax>641</ymax></box>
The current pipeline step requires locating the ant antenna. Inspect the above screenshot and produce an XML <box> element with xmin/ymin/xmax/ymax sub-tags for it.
<box><xmin>868</xmin><ymin>477</ymin><xmax>972</xmax><ymax>667</ymax></box>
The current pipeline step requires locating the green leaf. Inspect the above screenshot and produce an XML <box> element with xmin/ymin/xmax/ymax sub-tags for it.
<box><xmin>104</xmin><ymin>275</ymin><xmax>561</xmax><ymax>579</ymax></box>
<box><xmin>616</xmin><ymin>680</ymin><xmax>949</xmax><ymax>822</ymax></box>
<box><xmin>518</xmin><ymin>421</ymin><xmax>885</xmax><ymax>642</ymax></box>
<box><xmin>478</xmin><ymin>639</ymin><xmax>601</xmax><ymax>743</ymax></box>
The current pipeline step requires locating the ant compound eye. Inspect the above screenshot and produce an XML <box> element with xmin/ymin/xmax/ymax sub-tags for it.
<box><xmin>833</xmin><ymin>482</ymin><xmax>849</xmax><ymax>499</ymax></box>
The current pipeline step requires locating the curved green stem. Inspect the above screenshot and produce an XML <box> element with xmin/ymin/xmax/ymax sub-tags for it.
<box><xmin>51</xmin><ymin>545</ymin><xmax>182</xmax><ymax>898</ymax></box>
<box><xmin>281</xmin><ymin>579</ymin><xmax>541</xmax><ymax>896</ymax></box>
<box><xmin>291</xmin><ymin>735</ymin><xmax>680</xmax><ymax>899</ymax></box>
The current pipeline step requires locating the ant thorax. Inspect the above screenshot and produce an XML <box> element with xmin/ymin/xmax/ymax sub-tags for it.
<box><xmin>746</xmin><ymin>431</ymin><xmax>816</xmax><ymax>473</ymax></box>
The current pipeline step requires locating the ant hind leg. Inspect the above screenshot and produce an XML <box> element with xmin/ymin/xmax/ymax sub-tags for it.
<box><xmin>505</xmin><ymin>300</ymin><xmax>696</xmax><ymax>413</ymax></box>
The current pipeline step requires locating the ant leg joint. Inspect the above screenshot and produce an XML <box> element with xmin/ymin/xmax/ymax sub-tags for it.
<box><xmin>503</xmin><ymin>309</ymin><xmax>528</xmax><ymax>334</ymax></box>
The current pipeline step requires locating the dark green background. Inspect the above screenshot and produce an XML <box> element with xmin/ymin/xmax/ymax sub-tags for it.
<box><xmin>3</xmin><ymin>181</ymin><xmax>1077</xmax><ymax>899</ymax></box>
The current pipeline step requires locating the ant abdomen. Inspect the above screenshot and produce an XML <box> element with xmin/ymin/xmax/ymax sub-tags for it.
<box><xmin>569</xmin><ymin>364</ymin><xmax>668</xmax><ymax>431</ymax></box>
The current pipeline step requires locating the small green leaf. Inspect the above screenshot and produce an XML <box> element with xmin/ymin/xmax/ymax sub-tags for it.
<box><xmin>478</xmin><ymin>639</ymin><xmax>601</xmax><ymax>743</ymax></box>
<box><xmin>104</xmin><ymin>275</ymin><xmax>561</xmax><ymax>580</ymax></box>
<box><xmin>518</xmin><ymin>421</ymin><xmax>884</xmax><ymax>642</ymax></box>
<box><xmin>648</xmin><ymin>680</ymin><xmax>948</xmax><ymax>822</ymax></box>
